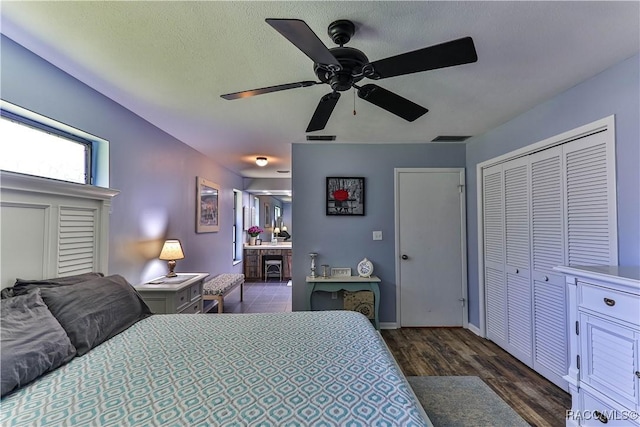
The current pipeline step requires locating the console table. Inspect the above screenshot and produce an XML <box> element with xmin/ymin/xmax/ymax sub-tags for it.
<box><xmin>306</xmin><ymin>275</ymin><xmax>381</xmax><ymax>329</ymax></box>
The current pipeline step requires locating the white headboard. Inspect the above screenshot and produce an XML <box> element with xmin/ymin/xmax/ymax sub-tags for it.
<box><xmin>0</xmin><ymin>171</ymin><xmax>119</xmax><ymax>289</ymax></box>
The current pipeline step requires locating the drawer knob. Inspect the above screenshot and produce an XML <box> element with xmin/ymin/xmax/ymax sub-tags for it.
<box><xmin>544</xmin><ymin>276</ymin><xmax>549</xmax><ymax>282</ymax></box>
<box><xmin>515</xmin><ymin>268</ymin><xmax>519</xmax><ymax>274</ymax></box>
<box><xmin>603</xmin><ymin>298</ymin><xmax>615</xmax><ymax>307</ymax></box>
<box><xmin>635</xmin><ymin>371</ymin><xmax>640</xmax><ymax>378</ymax></box>
<box><xmin>594</xmin><ymin>411</ymin><xmax>608</xmax><ymax>424</ymax></box>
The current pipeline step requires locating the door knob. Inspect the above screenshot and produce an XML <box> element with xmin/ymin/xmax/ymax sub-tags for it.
<box><xmin>401</xmin><ymin>254</ymin><xmax>409</xmax><ymax>260</ymax></box>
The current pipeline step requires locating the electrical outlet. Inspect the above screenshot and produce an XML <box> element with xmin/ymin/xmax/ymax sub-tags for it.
<box><xmin>331</xmin><ymin>292</ymin><xmax>338</xmax><ymax>299</ymax></box>
<box><xmin>373</xmin><ymin>230</ymin><xmax>383</xmax><ymax>240</ymax></box>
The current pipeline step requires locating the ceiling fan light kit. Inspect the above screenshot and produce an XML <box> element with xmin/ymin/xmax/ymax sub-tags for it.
<box><xmin>221</xmin><ymin>18</ymin><xmax>477</xmax><ymax>132</ymax></box>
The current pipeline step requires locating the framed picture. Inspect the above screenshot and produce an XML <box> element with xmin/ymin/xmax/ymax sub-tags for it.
<box><xmin>331</xmin><ymin>267</ymin><xmax>352</xmax><ymax>277</ymax></box>
<box><xmin>264</xmin><ymin>203</ymin><xmax>271</xmax><ymax>228</ymax></box>
<box><xmin>196</xmin><ymin>177</ymin><xmax>219</xmax><ymax>233</ymax></box>
<box><xmin>326</xmin><ymin>177</ymin><xmax>365</xmax><ymax>216</ymax></box>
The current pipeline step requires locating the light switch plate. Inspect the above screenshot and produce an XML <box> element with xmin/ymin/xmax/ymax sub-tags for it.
<box><xmin>373</xmin><ymin>231</ymin><xmax>383</xmax><ymax>240</ymax></box>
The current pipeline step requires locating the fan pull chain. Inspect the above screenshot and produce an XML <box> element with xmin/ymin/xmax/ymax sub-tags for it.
<box><xmin>353</xmin><ymin>88</ymin><xmax>357</xmax><ymax>115</ymax></box>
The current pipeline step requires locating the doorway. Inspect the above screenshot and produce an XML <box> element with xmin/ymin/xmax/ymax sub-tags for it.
<box><xmin>395</xmin><ymin>168</ymin><xmax>467</xmax><ymax>327</ymax></box>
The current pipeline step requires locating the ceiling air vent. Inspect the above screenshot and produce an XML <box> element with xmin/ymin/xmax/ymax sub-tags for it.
<box><xmin>307</xmin><ymin>135</ymin><xmax>336</xmax><ymax>141</ymax></box>
<box><xmin>431</xmin><ymin>135</ymin><xmax>471</xmax><ymax>142</ymax></box>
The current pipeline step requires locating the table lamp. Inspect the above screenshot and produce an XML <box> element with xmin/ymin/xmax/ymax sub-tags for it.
<box><xmin>159</xmin><ymin>239</ymin><xmax>184</xmax><ymax>277</ymax></box>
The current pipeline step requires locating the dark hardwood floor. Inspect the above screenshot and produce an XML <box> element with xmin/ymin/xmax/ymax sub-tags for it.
<box><xmin>381</xmin><ymin>327</ymin><xmax>571</xmax><ymax>427</ymax></box>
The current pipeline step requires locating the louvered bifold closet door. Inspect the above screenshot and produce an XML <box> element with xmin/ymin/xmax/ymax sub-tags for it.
<box><xmin>530</xmin><ymin>146</ymin><xmax>568</xmax><ymax>389</ymax></box>
<box><xmin>58</xmin><ymin>207</ymin><xmax>97</xmax><ymax>276</ymax></box>
<box><xmin>503</xmin><ymin>157</ymin><xmax>533</xmax><ymax>365</ymax></box>
<box><xmin>483</xmin><ymin>164</ymin><xmax>507</xmax><ymax>347</ymax></box>
<box><xmin>564</xmin><ymin>131</ymin><xmax>617</xmax><ymax>266</ymax></box>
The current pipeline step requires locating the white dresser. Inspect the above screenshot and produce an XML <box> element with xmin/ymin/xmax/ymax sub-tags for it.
<box><xmin>555</xmin><ymin>265</ymin><xmax>640</xmax><ymax>426</ymax></box>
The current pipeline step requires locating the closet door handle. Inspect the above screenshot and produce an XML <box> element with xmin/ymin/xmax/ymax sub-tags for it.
<box><xmin>604</xmin><ymin>298</ymin><xmax>615</xmax><ymax>307</ymax></box>
<box><xmin>544</xmin><ymin>276</ymin><xmax>549</xmax><ymax>282</ymax></box>
<box><xmin>515</xmin><ymin>268</ymin><xmax>519</xmax><ymax>274</ymax></box>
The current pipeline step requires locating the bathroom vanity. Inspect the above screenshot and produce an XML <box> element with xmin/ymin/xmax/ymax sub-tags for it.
<box><xmin>243</xmin><ymin>243</ymin><xmax>292</xmax><ymax>281</ymax></box>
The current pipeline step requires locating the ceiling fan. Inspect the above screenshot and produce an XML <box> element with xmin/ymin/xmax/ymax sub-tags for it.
<box><xmin>221</xmin><ymin>19</ymin><xmax>478</xmax><ymax>132</ymax></box>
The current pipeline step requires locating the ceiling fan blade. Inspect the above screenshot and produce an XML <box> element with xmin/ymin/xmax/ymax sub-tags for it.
<box><xmin>357</xmin><ymin>84</ymin><xmax>428</xmax><ymax>122</ymax></box>
<box><xmin>266</xmin><ymin>19</ymin><xmax>341</xmax><ymax>69</ymax></box>
<box><xmin>221</xmin><ymin>81</ymin><xmax>318</xmax><ymax>100</ymax></box>
<box><xmin>306</xmin><ymin>92</ymin><xmax>341</xmax><ymax>132</ymax></box>
<box><xmin>368</xmin><ymin>37</ymin><xmax>477</xmax><ymax>79</ymax></box>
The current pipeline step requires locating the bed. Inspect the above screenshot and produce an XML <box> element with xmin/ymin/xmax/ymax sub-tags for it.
<box><xmin>0</xmin><ymin>173</ymin><xmax>431</xmax><ymax>426</ymax></box>
<box><xmin>0</xmin><ymin>275</ymin><xmax>431</xmax><ymax>426</ymax></box>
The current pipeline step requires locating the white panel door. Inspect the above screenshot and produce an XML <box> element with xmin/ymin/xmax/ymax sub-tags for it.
<box><xmin>503</xmin><ymin>156</ymin><xmax>533</xmax><ymax>365</ymax></box>
<box><xmin>398</xmin><ymin>169</ymin><xmax>465</xmax><ymax>327</ymax></box>
<box><xmin>530</xmin><ymin>146</ymin><xmax>568</xmax><ymax>390</ymax></box>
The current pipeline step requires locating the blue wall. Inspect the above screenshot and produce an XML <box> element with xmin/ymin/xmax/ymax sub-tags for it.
<box><xmin>465</xmin><ymin>53</ymin><xmax>640</xmax><ymax>328</ymax></box>
<box><xmin>1</xmin><ymin>35</ymin><xmax>246</xmax><ymax>283</ymax></box>
<box><xmin>291</xmin><ymin>143</ymin><xmax>466</xmax><ymax>322</ymax></box>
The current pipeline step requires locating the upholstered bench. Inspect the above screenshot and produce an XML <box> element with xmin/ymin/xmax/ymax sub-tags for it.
<box><xmin>202</xmin><ymin>273</ymin><xmax>245</xmax><ymax>313</ymax></box>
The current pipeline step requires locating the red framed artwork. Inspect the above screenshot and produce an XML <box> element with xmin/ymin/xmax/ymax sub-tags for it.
<box><xmin>326</xmin><ymin>177</ymin><xmax>365</xmax><ymax>216</ymax></box>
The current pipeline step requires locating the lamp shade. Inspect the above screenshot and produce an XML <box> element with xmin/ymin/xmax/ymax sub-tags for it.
<box><xmin>273</xmin><ymin>227</ymin><xmax>280</xmax><ymax>234</ymax></box>
<box><xmin>159</xmin><ymin>239</ymin><xmax>185</xmax><ymax>260</ymax></box>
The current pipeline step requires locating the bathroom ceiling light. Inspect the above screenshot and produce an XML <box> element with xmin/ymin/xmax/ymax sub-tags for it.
<box><xmin>256</xmin><ymin>157</ymin><xmax>268</xmax><ymax>167</ymax></box>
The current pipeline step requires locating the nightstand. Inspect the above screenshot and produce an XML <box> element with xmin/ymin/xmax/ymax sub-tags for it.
<box><xmin>134</xmin><ymin>273</ymin><xmax>208</xmax><ymax>314</ymax></box>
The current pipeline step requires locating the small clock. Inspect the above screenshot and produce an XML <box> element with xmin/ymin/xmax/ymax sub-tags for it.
<box><xmin>357</xmin><ymin>258</ymin><xmax>374</xmax><ymax>278</ymax></box>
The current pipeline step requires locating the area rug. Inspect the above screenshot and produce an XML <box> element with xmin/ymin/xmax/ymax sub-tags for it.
<box><xmin>407</xmin><ymin>376</ymin><xmax>530</xmax><ymax>427</ymax></box>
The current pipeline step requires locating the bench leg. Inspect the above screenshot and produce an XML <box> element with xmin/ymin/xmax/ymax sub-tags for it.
<box><xmin>240</xmin><ymin>282</ymin><xmax>244</xmax><ymax>301</ymax></box>
<box><xmin>217</xmin><ymin>296</ymin><xmax>224</xmax><ymax>313</ymax></box>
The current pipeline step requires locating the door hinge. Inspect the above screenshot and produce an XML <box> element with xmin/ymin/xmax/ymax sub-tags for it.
<box><xmin>458</xmin><ymin>184</ymin><xmax>465</xmax><ymax>193</ymax></box>
<box><xmin>577</xmin><ymin>355</ymin><xmax>581</xmax><ymax>370</ymax></box>
<box><xmin>575</xmin><ymin>321</ymin><xmax>579</xmax><ymax>335</ymax></box>
<box><xmin>458</xmin><ymin>298</ymin><xmax>466</xmax><ymax>307</ymax></box>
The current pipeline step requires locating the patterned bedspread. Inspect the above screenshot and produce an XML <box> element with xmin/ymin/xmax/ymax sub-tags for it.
<box><xmin>1</xmin><ymin>311</ymin><xmax>431</xmax><ymax>426</ymax></box>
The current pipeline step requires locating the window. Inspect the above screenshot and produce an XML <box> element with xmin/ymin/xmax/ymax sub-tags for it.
<box><xmin>0</xmin><ymin>100</ymin><xmax>109</xmax><ymax>187</ymax></box>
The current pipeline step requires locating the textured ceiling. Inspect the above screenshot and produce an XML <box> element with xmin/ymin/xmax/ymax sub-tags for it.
<box><xmin>1</xmin><ymin>1</ymin><xmax>639</xmax><ymax>182</ymax></box>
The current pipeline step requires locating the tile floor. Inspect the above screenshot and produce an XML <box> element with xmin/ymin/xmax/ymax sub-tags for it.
<box><xmin>204</xmin><ymin>279</ymin><xmax>292</xmax><ymax>314</ymax></box>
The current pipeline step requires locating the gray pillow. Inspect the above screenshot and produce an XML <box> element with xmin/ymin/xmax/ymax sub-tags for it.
<box><xmin>40</xmin><ymin>275</ymin><xmax>151</xmax><ymax>356</ymax></box>
<box><xmin>1</xmin><ymin>290</ymin><xmax>77</xmax><ymax>397</ymax></box>
<box><xmin>10</xmin><ymin>272</ymin><xmax>105</xmax><ymax>297</ymax></box>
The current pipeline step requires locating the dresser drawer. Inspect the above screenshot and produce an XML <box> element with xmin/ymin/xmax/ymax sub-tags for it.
<box><xmin>175</xmin><ymin>288</ymin><xmax>190</xmax><ymax>310</ymax></box>
<box><xmin>578</xmin><ymin>282</ymin><xmax>640</xmax><ymax>324</ymax></box>
<box><xmin>190</xmin><ymin>283</ymin><xmax>202</xmax><ymax>301</ymax></box>
<box><xmin>579</xmin><ymin>388</ymin><xmax>640</xmax><ymax>426</ymax></box>
<box><xmin>178</xmin><ymin>300</ymin><xmax>201</xmax><ymax>314</ymax></box>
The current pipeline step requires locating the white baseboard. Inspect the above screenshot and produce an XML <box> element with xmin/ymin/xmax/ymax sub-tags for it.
<box><xmin>380</xmin><ymin>322</ymin><xmax>399</xmax><ymax>330</ymax></box>
<box><xmin>466</xmin><ymin>323</ymin><xmax>482</xmax><ymax>336</ymax></box>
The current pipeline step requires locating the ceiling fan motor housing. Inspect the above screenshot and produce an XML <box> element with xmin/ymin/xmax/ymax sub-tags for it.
<box><xmin>314</xmin><ymin>47</ymin><xmax>369</xmax><ymax>91</ymax></box>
